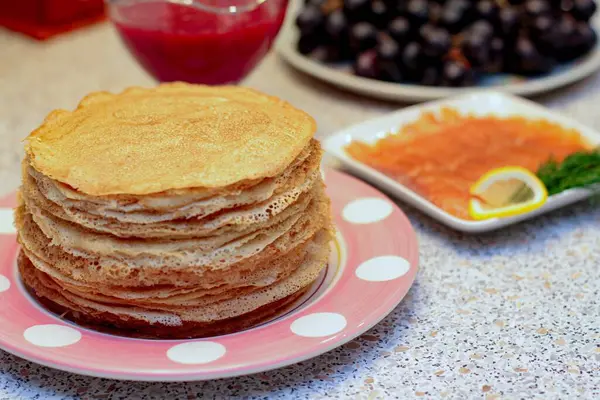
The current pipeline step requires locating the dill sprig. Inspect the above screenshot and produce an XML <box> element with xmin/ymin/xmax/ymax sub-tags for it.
<box><xmin>536</xmin><ymin>149</ymin><xmax>600</xmax><ymax>196</ymax></box>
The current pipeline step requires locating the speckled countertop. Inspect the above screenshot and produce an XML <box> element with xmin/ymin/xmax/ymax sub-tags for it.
<box><xmin>1</xmin><ymin>17</ymin><xmax>600</xmax><ymax>400</ymax></box>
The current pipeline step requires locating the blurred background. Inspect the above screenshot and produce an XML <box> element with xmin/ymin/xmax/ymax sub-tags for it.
<box><xmin>0</xmin><ymin>0</ymin><xmax>358</xmax><ymax>195</ymax></box>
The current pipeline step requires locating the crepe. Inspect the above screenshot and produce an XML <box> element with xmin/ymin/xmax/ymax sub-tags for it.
<box><xmin>18</xmin><ymin>230</ymin><xmax>331</xmax><ymax>334</ymax></box>
<box><xmin>16</xmin><ymin>83</ymin><xmax>333</xmax><ymax>339</ymax></box>
<box><xmin>16</xmin><ymin>179</ymin><xmax>330</xmax><ymax>285</ymax></box>
<box><xmin>26</xmin><ymin>84</ymin><xmax>317</xmax><ymax>195</ymax></box>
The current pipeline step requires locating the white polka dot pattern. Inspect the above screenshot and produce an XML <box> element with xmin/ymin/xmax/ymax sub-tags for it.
<box><xmin>342</xmin><ymin>198</ymin><xmax>393</xmax><ymax>224</ymax></box>
<box><xmin>0</xmin><ymin>209</ymin><xmax>15</xmax><ymax>234</ymax></box>
<box><xmin>0</xmin><ymin>275</ymin><xmax>10</xmax><ymax>293</ymax></box>
<box><xmin>355</xmin><ymin>256</ymin><xmax>411</xmax><ymax>282</ymax></box>
<box><xmin>290</xmin><ymin>313</ymin><xmax>347</xmax><ymax>338</ymax></box>
<box><xmin>24</xmin><ymin>325</ymin><xmax>81</xmax><ymax>348</ymax></box>
<box><xmin>167</xmin><ymin>342</ymin><xmax>226</xmax><ymax>365</ymax></box>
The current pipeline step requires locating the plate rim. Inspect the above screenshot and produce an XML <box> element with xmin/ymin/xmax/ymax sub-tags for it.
<box><xmin>323</xmin><ymin>91</ymin><xmax>600</xmax><ymax>233</ymax></box>
<box><xmin>0</xmin><ymin>168</ymin><xmax>419</xmax><ymax>381</ymax></box>
<box><xmin>275</xmin><ymin>6</ymin><xmax>600</xmax><ymax>102</ymax></box>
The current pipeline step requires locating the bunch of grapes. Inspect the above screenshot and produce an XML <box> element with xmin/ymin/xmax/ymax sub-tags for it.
<box><xmin>296</xmin><ymin>0</ymin><xmax>598</xmax><ymax>86</ymax></box>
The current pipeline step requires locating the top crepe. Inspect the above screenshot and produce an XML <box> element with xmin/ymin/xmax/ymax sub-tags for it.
<box><xmin>25</xmin><ymin>83</ymin><xmax>317</xmax><ymax>196</ymax></box>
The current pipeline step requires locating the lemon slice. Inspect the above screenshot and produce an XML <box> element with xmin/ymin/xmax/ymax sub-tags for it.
<box><xmin>469</xmin><ymin>166</ymin><xmax>548</xmax><ymax>220</ymax></box>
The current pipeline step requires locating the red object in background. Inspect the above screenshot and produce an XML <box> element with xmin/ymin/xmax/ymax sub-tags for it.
<box><xmin>110</xmin><ymin>0</ymin><xmax>288</xmax><ymax>85</ymax></box>
<box><xmin>0</xmin><ymin>0</ymin><xmax>105</xmax><ymax>40</ymax></box>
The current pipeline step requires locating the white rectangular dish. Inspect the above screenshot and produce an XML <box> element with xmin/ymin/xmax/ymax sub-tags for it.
<box><xmin>323</xmin><ymin>91</ymin><xmax>600</xmax><ymax>233</ymax></box>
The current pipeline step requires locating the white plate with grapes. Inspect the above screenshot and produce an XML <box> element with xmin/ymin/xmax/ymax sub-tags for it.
<box><xmin>276</xmin><ymin>0</ymin><xmax>600</xmax><ymax>102</ymax></box>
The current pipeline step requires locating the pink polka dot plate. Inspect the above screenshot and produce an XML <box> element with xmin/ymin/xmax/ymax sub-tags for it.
<box><xmin>0</xmin><ymin>169</ymin><xmax>418</xmax><ymax>381</ymax></box>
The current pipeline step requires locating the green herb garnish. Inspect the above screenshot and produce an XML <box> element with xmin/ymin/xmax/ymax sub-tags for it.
<box><xmin>536</xmin><ymin>148</ymin><xmax>600</xmax><ymax>196</ymax></box>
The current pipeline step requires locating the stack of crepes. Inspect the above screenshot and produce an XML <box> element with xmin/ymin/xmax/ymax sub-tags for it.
<box><xmin>15</xmin><ymin>83</ymin><xmax>333</xmax><ymax>339</ymax></box>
